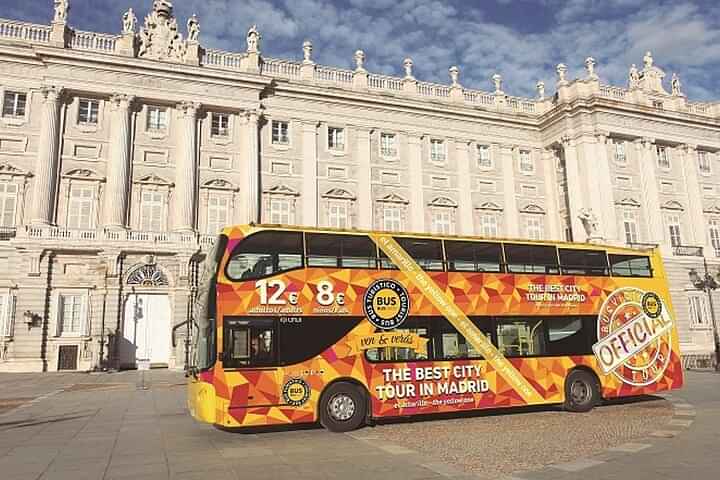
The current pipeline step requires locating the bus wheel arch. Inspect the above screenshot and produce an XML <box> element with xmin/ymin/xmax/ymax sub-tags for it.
<box><xmin>563</xmin><ymin>367</ymin><xmax>601</xmax><ymax>413</ymax></box>
<box><xmin>318</xmin><ymin>378</ymin><xmax>369</xmax><ymax>432</ymax></box>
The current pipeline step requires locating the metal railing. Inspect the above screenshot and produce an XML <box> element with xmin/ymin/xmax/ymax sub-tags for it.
<box><xmin>673</xmin><ymin>245</ymin><xmax>704</xmax><ymax>257</ymax></box>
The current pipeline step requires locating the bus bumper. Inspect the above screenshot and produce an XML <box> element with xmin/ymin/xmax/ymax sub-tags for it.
<box><xmin>187</xmin><ymin>377</ymin><xmax>217</xmax><ymax>424</ymax></box>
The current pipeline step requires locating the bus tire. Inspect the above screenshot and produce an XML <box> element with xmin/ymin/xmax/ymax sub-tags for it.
<box><xmin>320</xmin><ymin>382</ymin><xmax>366</xmax><ymax>433</ymax></box>
<box><xmin>563</xmin><ymin>369</ymin><xmax>599</xmax><ymax>413</ymax></box>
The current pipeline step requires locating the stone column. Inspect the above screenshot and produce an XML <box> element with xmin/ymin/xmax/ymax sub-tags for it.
<box><xmin>30</xmin><ymin>86</ymin><xmax>63</xmax><ymax>226</ymax></box>
<box><xmin>681</xmin><ymin>144</ymin><xmax>708</xmax><ymax>250</ymax></box>
<box><xmin>635</xmin><ymin>138</ymin><xmax>664</xmax><ymax>246</ymax></box>
<box><xmin>501</xmin><ymin>144</ymin><xmax>519</xmax><ymax>237</ymax></box>
<box><xmin>408</xmin><ymin>135</ymin><xmax>424</xmax><ymax>232</ymax></box>
<box><xmin>542</xmin><ymin>148</ymin><xmax>561</xmax><ymax>240</ymax></box>
<box><xmin>561</xmin><ymin>136</ymin><xmax>586</xmax><ymax>241</ymax></box>
<box><xmin>301</xmin><ymin>121</ymin><xmax>318</xmax><ymax>227</ymax></box>
<box><xmin>173</xmin><ymin>102</ymin><xmax>200</xmax><ymax>232</ymax></box>
<box><xmin>102</xmin><ymin>94</ymin><xmax>134</xmax><ymax>230</ymax></box>
<box><xmin>356</xmin><ymin>128</ymin><xmax>372</xmax><ymax>229</ymax></box>
<box><xmin>245</xmin><ymin>109</ymin><xmax>262</xmax><ymax>224</ymax></box>
<box><xmin>592</xmin><ymin>133</ymin><xmax>618</xmax><ymax>242</ymax></box>
<box><xmin>456</xmin><ymin>140</ymin><xmax>473</xmax><ymax>235</ymax></box>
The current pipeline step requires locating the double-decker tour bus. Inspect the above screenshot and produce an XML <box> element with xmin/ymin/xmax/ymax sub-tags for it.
<box><xmin>188</xmin><ymin>224</ymin><xmax>683</xmax><ymax>432</ymax></box>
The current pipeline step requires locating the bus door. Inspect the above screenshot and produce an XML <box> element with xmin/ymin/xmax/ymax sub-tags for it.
<box><xmin>223</xmin><ymin>317</ymin><xmax>283</xmax><ymax>408</ymax></box>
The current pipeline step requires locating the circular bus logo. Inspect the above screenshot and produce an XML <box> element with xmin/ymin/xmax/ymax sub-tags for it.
<box><xmin>593</xmin><ymin>287</ymin><xmax>673</xmax><ymax>387</ymax></box>
<box><xmin>282</xmin><ymin>378</ymin><xmax>311</xmax><ymax>407</ymax></box>
<box><xmin>363</xmin><ymin>279</ymin><xmax>410</xmax><ymax>330</ymax></box>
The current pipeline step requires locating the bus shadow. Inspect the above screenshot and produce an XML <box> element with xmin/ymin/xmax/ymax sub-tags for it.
<box><xmin>215</xmin><ymin>395</ymin><xmax>667</xmax><ymax>434</ymax></box>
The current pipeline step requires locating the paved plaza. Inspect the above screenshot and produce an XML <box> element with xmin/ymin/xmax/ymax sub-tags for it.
<box><xmin>0</xmin><ymin>370</ymin><xmax>716</xmax><ymax>480</ymax></box>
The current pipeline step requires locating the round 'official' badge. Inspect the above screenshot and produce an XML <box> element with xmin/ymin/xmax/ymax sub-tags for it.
<box><xmin>283</xmin><ymin>378</ymin><xmax>311</xmax><ymax>407</ymax></box>
<box><xmin>594</xmin><ymin>287</ymin><xmax>673</xmax><ymax>387</ymax></box>
<box><xmin>363</xmin><ymin>279</ymin><xmax>410</xmax><ymax>330</ymax></box>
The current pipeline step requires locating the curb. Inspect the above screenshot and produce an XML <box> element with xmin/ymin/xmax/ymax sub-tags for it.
<box><xmin>347</xmin><ymin>394</ymin><xmax>694</xmax><ymax>480</ymax></box>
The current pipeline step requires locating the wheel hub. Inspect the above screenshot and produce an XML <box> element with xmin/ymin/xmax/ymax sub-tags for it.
<box><xmin>570</xmin><ymin>379</ymin><xmax>591</xmax><ymax>404</ymax></box>
<box><xmin>328</xmin><ymin>393</ymin><xmax>356</xmax><ymax>421</ymax></box>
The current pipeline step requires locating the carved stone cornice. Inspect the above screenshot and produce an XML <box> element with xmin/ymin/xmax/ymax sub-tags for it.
<box><xmin>177</xmin><ymin>101</ymin><xmax>201</xmax><ymax>117</ymax></box>
<box><xmin>40</xmin><ymin>86</ymin><xmax>63</xmax><ymax>104</ymax></box>
<box><xmin>109</xmin><ymin>93</ymin><xmax>135</xmax><ymax>109</ymax></box>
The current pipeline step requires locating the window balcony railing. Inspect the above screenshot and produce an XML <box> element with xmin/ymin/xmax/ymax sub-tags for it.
<box><xmin>627</xmin><ymin>242</ymin><xmax>659</xmax><ymax>250</ymax></box>
<box><xmin>673</xmin><ymin>245</ymin><xmax>704</xmax><ymax>257</ymax></box>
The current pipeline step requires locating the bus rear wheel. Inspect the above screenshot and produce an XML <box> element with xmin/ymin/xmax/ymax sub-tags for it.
<box><xmin>320</xmin><ymin>382</ymin><xmax>366</xmax><ymax>433</ymax></box>
<box><xmin>564</xmin><ymin>369</ymin><xmax>599</xmax><ymax>413</ymax></box>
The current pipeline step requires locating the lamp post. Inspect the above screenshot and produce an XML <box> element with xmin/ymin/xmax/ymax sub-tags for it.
<box><xmin>688</xmin><ymin>258</ymin><xmax>720</xmax><ymax>371</ymax></box>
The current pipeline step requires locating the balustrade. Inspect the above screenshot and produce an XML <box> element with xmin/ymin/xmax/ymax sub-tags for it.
<box><xmin>0</xmin><ymin>19</ymin><xmax>51</xmax><ymax>43</ymax></box>
<box><xmin>69</xmin><ymin>30</ymin><xmax>118</xmax><ymax>53</ymax></box>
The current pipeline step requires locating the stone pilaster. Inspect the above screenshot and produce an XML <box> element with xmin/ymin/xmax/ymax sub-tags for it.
<box><xmin>681</xmin><ymin>144</ymin><xmax>709</xmax><ymax>251</ymax></box>
<box><xmin>456</xmin><ymin>140</ymin><xmax>473</xmax><ymax>235</ymax></box>
<box><xmin>635</xmin><ymin>138</ymin><xmax>664</xmax><ymax>246</ymax></box>
<box><xmin>592</xmin><ymin>133</ymin><xmax>618</xmax><ymax>242</ymax></box>
<box><xmin>173</xmin><ymin>101</ymin><xmax>200</xmax><ymax>232</ymax></box>
<box><xmin>245</xmin><ymin>109</ymin><xmax>262</xmax><ymax>224</ymax></box>
<box><xmin>356</xmin><ymin>128</ymin><xmax>372</xmax><ymax>229</ymax></box>
<box><xmin>30</xmin><ymin>86</ymin><xmax>63</xmax><ymax>226</ymax></box>
<box><xmin>542</xmin><ymin>148</ymin><xmax>561</xmax><ymax>240</ymax></box>
<box><xmin>102</xmin><ymin>94</ymin><xmax>134</xmax><ymax>230</ymax></box>
<box><xmin>301</xmin><ymin>121</ymin><xmax>318</xmax><ymax>227</ymax></box>
<box><xmin>560</xmin><ymin>136</ymin><xmax>586</xmax><ymax>241</ymax></box>
<box><xmin>501</xmin><ymin>144</ymin><xmax>519</xmax><ymax>237</ymax></box>
<box><xmin>408</xmin><ymin>135</ymin><xmax>424</xmax><ymax>232</ymax></box>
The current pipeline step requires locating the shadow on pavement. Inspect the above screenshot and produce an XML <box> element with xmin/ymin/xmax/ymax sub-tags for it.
<box><xmin>0</xmin><ymin>412</ymin><xmax>95</xmax><ymax>431</ymax></box>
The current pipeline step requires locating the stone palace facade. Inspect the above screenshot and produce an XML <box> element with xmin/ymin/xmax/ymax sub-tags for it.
<box><xmin>0</xmin><ymin>0</ymin><xmax>719</xmax><ymax>372</ymax></box>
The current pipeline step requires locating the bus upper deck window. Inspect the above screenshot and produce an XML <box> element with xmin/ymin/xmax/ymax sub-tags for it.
<box><xmin>385</xmin><ymin>237</ymin><xmax>444</xmax><ymax>271</ymax></box>
<box><xmin>504</xmin><ymin>244</ymin><xmax>560</xmax><ymax>274</ymax></box>
<box><xmin>445</xmin><ymin>241</ymin><xmax>503</xmax><ymax>273</ymax></box>
<box><xmin>609</xmin><ymin>254</ymin><xmax>652</xmax><ymax>277</ymax></box>
<box><xmin>306</xmin><ymin>234</ymin><xmax>377</xmax><ymax>269</ymax></box>
<box><xmin>559</xmin><ymin>248</ymin><xmax>609</xmax><ymax>276</ymax></box>
<box><xmin>226</xmin><ymin>231</ymin><xmax>304</xmax><ymax>280</ymax></box>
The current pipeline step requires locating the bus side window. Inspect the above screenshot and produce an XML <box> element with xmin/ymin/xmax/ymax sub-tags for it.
<box><xmin>546</xmin><ymin>316</ymin><xmax>595</xmax><ymax>355</ymax></box>
<box><xmin>495</xmin><ymin>318</ymin><xmax>546</xmax><ymax>357</ymax></box>
<box><xmin>445</xmin><ymin>241</ymin><xmax>503</xmax><ymax>273</ymax></box>
<box><xmin>365</xmin><ymin>318</ymin><xmax>432</xmax><ymax>362</ymax></box>
<box><xmin>306</xmin><ymin>234</ymin><xmax>378</xmax><ymax>269</ymax></box>
<box><xmin>559</xmin><ymin>248</ymin><xmax>609</xmax><ymax>276</ymax></box>
<box><xmin>226</xmin><ymin>231</ymin><xmax>304</xmax><ymax>281</ymax></box>
<box><xmin>433</xmin><ymin>317</ymin><xmax>487</xmax><ymax>360</ymax></box>
<box><xmin>609</xmin><ymin>254</ymin><xmax>652</xmax><ymax>277</ymax></box>
<box><xmin>387</xmin><ymin>238</ymin><xmax>444</xmax><ymax>271</ymax></box>
<box><xmin>504</xmin><ymin>244</ymin><xmax>560</xmax><ymax>275</ymax></box>
<box><xmin>224</xmin><ymin>319</ymin><xmax>277</xmax><ymax>368</ymax></box>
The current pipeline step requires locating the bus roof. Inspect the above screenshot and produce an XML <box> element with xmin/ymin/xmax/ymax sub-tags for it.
<box><xmin>220</xmin><ymin>223</ymin><xmax>658</xmax><ymax>256</ymax></box>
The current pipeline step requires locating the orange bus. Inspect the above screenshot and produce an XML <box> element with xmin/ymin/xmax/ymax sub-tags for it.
<box><xmin>188</xmin><ymin>224</ymin><xmax>683</xmax><ymax>432</ymax></box>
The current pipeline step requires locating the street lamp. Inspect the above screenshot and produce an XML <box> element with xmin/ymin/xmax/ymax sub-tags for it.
<box><xmin>688</xmin><ymin>258</ymin><xmax>720</xmax><ymax>372</ymax></box>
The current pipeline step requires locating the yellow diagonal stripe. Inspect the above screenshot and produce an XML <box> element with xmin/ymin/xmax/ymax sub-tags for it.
<box><xmin>370</xmin><ymin>233</ymin><xmax>545</xmax><ymax>405</ymax></box>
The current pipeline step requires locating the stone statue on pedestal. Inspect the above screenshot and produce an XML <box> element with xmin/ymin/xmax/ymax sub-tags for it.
<box><xmin>122</xmin><ymin>8</ymin><xmax>137</xmax><ymax>34</ymax></box>
<box><xmin>671</xmin><ymin>73</ymin><xmax>682</xmax><ymax>96</ymax></box>
<box><xmin>53</xmin><ymin>0</ymin><xmax>69</xmax><ymax>23</ymax></box>
<box><xmin>247</xmin><ymin>25</ymin><xmax>261</xmax><ymax>53</ymax></box>
<box><xmin>187</xmin><ymin>14</ymin><xmax>200</xmax><ymax>42</ymax></box>
<box><xmin>629</xmin><ymin>64</ymin><xmax>640</xmax><ymax>89</ymax></box>
<box><xmin>578</xmin><ymin>208</ymin><xmax>602</xmax><ymax>241</ymax></box>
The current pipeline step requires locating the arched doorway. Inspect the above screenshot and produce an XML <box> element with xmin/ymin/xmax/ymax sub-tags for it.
<box><xmin>120</xmin><ymin>262</ymin><xmax>172</xmax><ymax>369</ymax></box>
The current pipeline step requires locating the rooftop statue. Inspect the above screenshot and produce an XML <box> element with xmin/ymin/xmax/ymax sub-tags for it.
<box><xmin>187</xmin><ymin>14</ymin><xmax>200</xmax><ymax>42</ymax></box>
<box><xmin>53</xmin><ymin>0</ymin><xmax>69</xmax><ymax>23</ymax></box>
<box><xmin>247</xmin><ymin>25</ymin><xmax>261</xmax><ymax>53</ymax></box>
<box><xmin>628</xmin><ymin>64</ymin><xmax>640</xmax><ymax>89</ymax></box>
<box><xmin>138</xmin><ymin>0</ymin><xmax>186</xmax><ymax>62</ymax></box>
<box><xmin>122</xmin><ymin>8</ymin><xmax>137</xmax><ymax>35</ymax></box>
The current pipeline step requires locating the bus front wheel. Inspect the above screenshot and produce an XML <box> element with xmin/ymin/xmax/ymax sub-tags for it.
<box><xmin>563</xmin><ymin>369</ymin><xmax>599</xmax><ymax>413</ymax></box>
<box><xmin>320</xmin><ymin>382</ymin><xmax>366</xmax><ymax>432</ymax></box>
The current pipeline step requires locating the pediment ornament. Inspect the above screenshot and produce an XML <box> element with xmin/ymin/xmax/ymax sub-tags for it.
<box><xmin>322</xmin><ymin>188</ymin><xmax>356</xmax><ymax>200</ymax></box>
<box><xmin>377</xmin><ymin>193</ymin><xmax>409</xmax><ymax>204</ymax></box>
<box><xmin>264</xmin><ymin>184</ymin><xmax>300</xmax><ymax>196</ymax></box>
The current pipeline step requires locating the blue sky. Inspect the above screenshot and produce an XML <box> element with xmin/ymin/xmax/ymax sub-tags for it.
<box><xmin>3</xmin><ymin>0</ymin><xmax>719</xmax><ymax>101</ymax></box>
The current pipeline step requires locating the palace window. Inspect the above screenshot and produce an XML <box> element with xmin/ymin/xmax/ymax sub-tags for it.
<box><xmin>207</xmin><ymin>194</ymin><xmax>230</xmax><ymax>235</ymax></box>
<box><xmin>78</xmin><ymin>99</ymin><xmax>99</xmax><ymax>125</ymax></box>
<box><xmin>139</xmin><ymin>191</ymin><xmax>165</xmax><ymax>232</ymax></box>
<box><xmin>688</xmin><ymin>294</ymin><xmax>709</xmax><ymax>326</ymax></box>
<box><xmin>667</xmin><ymin>214</ymin><xmax>682</xmax><ymax>247</ymax></box>
<box><xmin>656</xmin><ymin>145</ymin><xmax>671</xmax><ymax>169</ymax></box>
<box><xmin>383</xmin><ymin>206</ymin><xmax>402</xmax><ymax>232</ymax></box>
<box><xmin>269</xmin><ymin>198</ymin><xmax>291</xmax><ymax>225</ymax></box>
<box><xmin>519</xmin><ymin>150</ymin><xmax>534</xmax><ymax>173</ymax></box>
<box><xmin>328</xmin><ymin>201</ymin><xmax>348</xmax><ymax>229</ymax></box>
<box><xmin>524</xmin><ymin>215</ymin><xmax>544</xmax><ymax>240</ymax></box>
<box><xmin>430</xmin><ymin>139</ymin><xmax>446</xmax><ymax>163</ymax></box>
<box><xmin>2</xmin><ymin>91</ymin><xmax>26</xmax><ymax>118</ymax></box>
<box><xmin>66</xmin><ymin>185</ymin><xmax>95</xmax><ymax>230</ymax></box>
<box><xmin>613</xmin><ymin>140</ymin><xmax>627</xmax><ymax>165</ymax></box>
<box><xmin>211</xmin><ymin>112</ymin><xmax>230</xmax><ymax>137</ymax></box>
<box><xmin>698</xmin><ymin>151</ymin><xmax>711</xmax><ymax>174</ymax></box>
<box><xmin>431</xmin><ymin>210</ymin><xmax>453</xmax><ymax>235</ymax></box>
<box><xmin>272</xmin><ymin>120</ymin><xmax>289</xmax><ymax>145</ymax></box>
<box><xmin>623</xmin><ymin>210</ymin><xmax>639</xmax><ymax>244</ymax></box>
<box><xmin>328</xmin><ymin>127</ymin><xmax>345</xmax><ymax>151</ymax></box>
<box><xmin>477</xmin><ymin>145</ymin><xmax>492</xmax><ymax>168</ymax></box>
<box><xmin>380</xmin><ymin>133</ymin><xmax>397</xmax><ymax>157</ymax></box>
<box><xmin>0</xmin><ymin>182</ymin><xmax>18</xmax><ymax>227</ymax></box>
<box><xmin>55</xmin><ymin>293</ymin><xmax>88</xmax><ymax>337</ymax></box>
<box><xmin>709</xmin><ymin>219</ymin><xmax>720</xmax><ymax>256</ymax></box>
<box><xmin>146</xmin><ymin>106</ymin><xmax>168</xmax><ymax>132</ymax></box>
<box><xmin>480</xmin><ymin>214</ymin><xmax>499</xmax><ymax>237</ymax></box>
<box><xmin>0</xmin><ymin>293</ymin><xmax>14</xmax><ymax>338</ymax></box>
